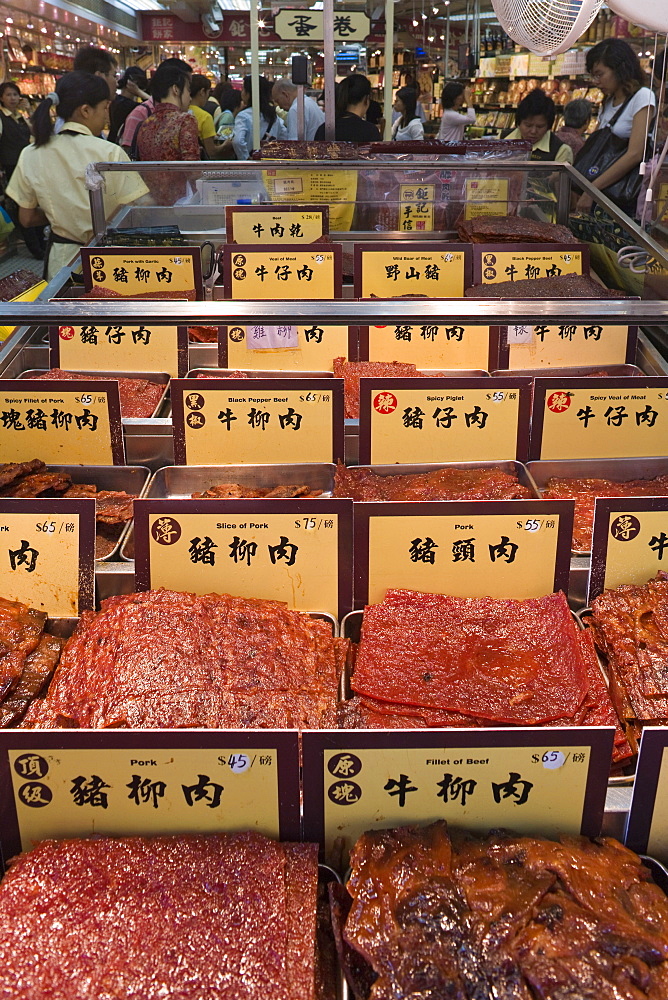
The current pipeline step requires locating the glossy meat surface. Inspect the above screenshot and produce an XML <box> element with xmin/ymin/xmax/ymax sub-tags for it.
<box><xmin>342</xmin><ymin>822</ymin><xmax>668</xmax><ymax>1000</ymax></box>
<box><xmin>0</xmin><ymin>833</ymin><xmax>318</xmax><ymax>999</ymax></box>
<box><xmin>34</xmin><ymin>369</ymin><xmax>164</xmax><ymax>418</ymax></box>
<box><xmin>332</xmin><ymin>358</ymin><xmax>427</xmax><ymax>419</ymax></box>
<box><xmin>192</xmin><ymin>482</ymin><xmax>323</xmax><ymax>499</ymax></box>
<box><xmin>458</xmin><ymin>215</ymin><xmax>577</xmax><ymax>244</ymax></box>
<box><xmin>28</xmin><ymin>588</ymin><xmax>345</xmax><ymax>729</ymax></box>
<box><xmin>334</xmin><ymin>463</ymin><xmax>530</xmax><ymax>501</ymax></box>
<box><xmin>0</xmin><ymin>459</ymin><xmax>45</xmax><ymax>489</ymax></box>
<box><xmin>465</xmin><ymin>274</ymin><xmax>618</xmax><ymax>299</ymax></box>
<box><xmin>543</xmin><ymin>476</ymin><xmax>668</xmax><ymax>552</ymax></box>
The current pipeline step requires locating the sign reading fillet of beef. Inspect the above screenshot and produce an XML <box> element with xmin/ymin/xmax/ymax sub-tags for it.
<box><xmin>352</xmin><ymin>589</ymin><xmax>590</xmax><ymax>725</ymax></box>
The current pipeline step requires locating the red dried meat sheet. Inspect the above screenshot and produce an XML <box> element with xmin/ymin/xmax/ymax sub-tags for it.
<box><xmin>34</xmin><ymin>369</ymin><xmax>164</xmax><ymax>418</ymax></box>
<box><xmin>334</xmin><ymin>462</ymin><xmax>531</xmax><ymax>501</ymax></box>
<box><xmin>352</xmin><ymin>589</ymin><xmax>589</xmax><ymax>725</ymax></box>
<box><xmin>339</xmin><ymin>695</ymin><xmax>479</xmax><ymax>729</ymax></box>
<box><xmin>332</xmin><ymin>357</ymin><xmax>427</xmax><ymax>419</ymax></box>
<box><xmin>0</xmin><ymin>833</ymin><xmax>319</xmax><ymax>999</ymax></box>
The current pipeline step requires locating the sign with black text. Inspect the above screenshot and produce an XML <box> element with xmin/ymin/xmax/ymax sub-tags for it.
<box><xmin>359</xmin><ymin>321</ymin><xmax>497</xmax><ymax>371</ymax></box>
<box><xmin>626</xmin><ymin>729</ymin><xmax>668</xmax><ymax>863</ymax></box>
<box><xmin>354</xmin><ymin>243</ymin><xmax>471</xmax><ymax>298</ymax></box>
<box><xmin>473</xmin><ymin>244</ymin><xmax>588</xmax><ymax>285</ymax></box>
<box><xmin>81</xmin><ymin>247</ymin><xmax>202</xmax><ymax>299</ymax></box>
<box><xmin>220</xmin><ymin>324</ymin><xmax>353</xmax><ymax>371</ymax></box>
<box><xmin>589</xmin><ymin>497</ymin><xmax>668</xmax><ymax>603</ymax></box>
<box><xmin>225</xmin><ymin>205</ymin><xmax>328</xmax><ymax>244</ymax></box>
<box><xmin>50</xmin><ymin>324</ymin><xmax>188</xmax><ymax>378</ymax></box>
<box><xmin>498</xmin><ymin>323</ymin><xmax>636</xmax><ymax>371</ymax></box>
<box><xmin>222</xmin><ymin>245</ymin><xmax>341</xmax><ymax>299</ymax></box>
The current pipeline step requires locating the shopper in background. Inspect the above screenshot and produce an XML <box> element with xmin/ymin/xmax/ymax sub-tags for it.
<box><xmin>313</xmin><ymin>75</ymin><xmax>381</xmax><ymax>142</ymax></box>
<box><xmin>188</xmin><ymin>74</ymin><xmax>218</xmax><ymax>158</ymax></box>
<box><xmin>204</xmin><ymin>80</ymin><xmax>227</xmax><ymax>127</ymax></box>
<box><xmin>72</xmin><ymin>46</ymin><xmax>118</xmax><ymax>99</ymax></box>
<box><xmin>0</xmin><ymin>81</ymin><xmax>44</xmax><ymax>259</ymax></box>
<box><xmin>120</xmin><ymin>57</ymin><xmax>192</xmax><ymax>155</ymax></box>
<box><xmin>575</xmin><ymin>38</ymin><xmax>655</xmax><ymax>212</ymax></box>
<box><xmin>135</xmin><ymin>62</ymin><xmax>199</xmax><ymax>203</ymax></box>
<box><xmin>437</xmin><ymin>82</ymin><xmax>475</xmax><ymax>141</ymax></box>
<box><xmin>392</xmin><ymin>86</ymin><xmax>424</xmax><ymax>141</ymax></box>
<box><xmin>556</xmin><ymin>98</ymin><xmax>591</xmax><ymax>158</ymax></box>
<box><xmin>7</xmin><ymin>72</ymin><xmax>148</xmax><ymax>279</ymax></box>
<box><xmin>216</xmin><ymin>87</ymin><xmax>241</xmax><ymax>140</ymax></box>
<box><xmin>225</xmin><ymin>75</ymin><xmax>286</xmax><ymax>160</ymax></box>
<box><xmin>271</xmin><ymin>78</ymin><xmax>324</xmax><ymax>141</ymax></box>
<box><xmin>506</xmin><ymin>90</ymin><xmax>573</xmax><ymax>163</ymax></box>
<box><xmin>108</xmin><ymin>67</ymin><xmax>148</xmax><ymax>144</ymax></box>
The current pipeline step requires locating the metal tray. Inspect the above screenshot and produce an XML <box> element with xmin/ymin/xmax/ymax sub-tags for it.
<box><xmin>527</xmin><ymin>458</ymin><xmax>668</xmax><ymax>560</ymax></box>
<box><xmin>342</xmin><ymin>461</ymin><xmax>540</xmax><ymax>498</ymax></box>
<box><xmin>186</xmin><ymin>368</ymin><xmax>333</xmax><ymax>379</ymax></box>
<box><xmin>492</xmin><ymin>364</ymin><xmax>643</xmax><ymax>378</ymax></box>
<box><xmin>145</xmin><ymin>463</ymin><xmax>336</xmax><ymax>499</ymax></box>
<box><xmin>17</xmin><ymin>369</ymin><xmax>171</xmax><ymax>420</ymax></box>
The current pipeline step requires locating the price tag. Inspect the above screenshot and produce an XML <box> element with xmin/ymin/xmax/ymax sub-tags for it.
<box><xmin>499</xmin><ymin>324</ymin><xmax>636</xmax><ymax>370</ymax></box>
<box><xmin>302</xmin><ymin>729</ymin><xmax>613</xmax><ymax>867</ymax></box>
<box><xmin>399</xmin><ymin>183</ymin><xmax>434</xmax><ymax>232</ymax></box>
<box><xmin>262</xmin><ymin>168</ymin><xmax>357</xmax><ymax>232</ymax></box>
<box><xmin>223</xmin><ymin>245</ymin><xmax>341</xmax><ymax>299</ymax></box>
<box><xmin>473</xmin><ymin>244</ymin><xmax>588</xmax><ymax>285</ymax></box>
<box><xmin>81</xmin><ymin>247</ymin><xmax>202</xmax><ymax>299</ymax></box>
<box><xmin>171</xmin><ymin>378</ymin><xmax>344</xmax><ymax>465</ymax></box>
<box><xmin>221</xmin><ymin>325</ymin><xmax>353</xmax><ymax>372</ymax></box>
<box><xmin>134</xmin><ymin>499</ymin><xmax>352</xmax><ymax>619</ymax></box>
<box><xmin>360</xmin><ymin>323</ymin><xmax>497</xmax><ymax>370</ymax></box>
<box><xmin>530</xmin><ymin>378</ymin><xmax>668</xmax><ymax>461</ymax></box>
<box><xmin>359</xmin><ymin>377</ymin><xmax>532</xmax><ymax>465</ymax></box>
<box><xmin>50</xmin><ymin>324</ymin><xmax>189</xmax><ymax>378</ymax></box>
<box><xmin>0</xmin><ymin>731</ymin><xmax>300</xmax><ymax>858</ymax></box>
<box><xmin>354</xmin><ymin>499</ymin><xmax>573</xmax><ymax>607</ymax></box>
<box><xmin>0</xmin><ymin>380</ymin><xmax>124</xmax><ymax>465</ymax></box>
<box><xmin>588</xmin><ymin>498</ymin><xmax>668</xmax><ymax>603</ymax></box>
<box><xmin>0</xmin><ymin>499</ymin><xmax>95</xmax><ymax>616</ymax></box>
<box><xmin>626</xmin><ymin>729</ymin><xmax>668</xmax><ymax>862</ymax></box>
<box><xmin>225</xmin><ymin>204</ymin><xmax>328</xmax><ymax>244</ymax></box>
<box><xmin>464</xmin><ymin>177</ymin><xmax>509</xmax><ymax>220</ymax></box>
<box><xmin>354</xmin><ymin>243</ymin><xmax>470</xmax><ymax>298</ymax></box>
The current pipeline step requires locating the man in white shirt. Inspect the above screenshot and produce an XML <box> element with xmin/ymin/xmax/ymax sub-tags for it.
<box><xmin>272</xmin><ymin>79</ymin><xmax>324</xmax><ymax>141</ymax></box>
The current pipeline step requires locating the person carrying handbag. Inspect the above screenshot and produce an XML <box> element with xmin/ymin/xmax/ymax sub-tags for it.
<box><xmin>574</xmin><ymin>39</ymin><xmax>655</xmax><ymax>217</ymax></box>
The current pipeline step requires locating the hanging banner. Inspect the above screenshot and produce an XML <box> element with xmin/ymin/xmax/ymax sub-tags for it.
<box><xmin>274</xmin><ymin>9</ymin><xmax>370</xmax><ymax>40</ymax></box>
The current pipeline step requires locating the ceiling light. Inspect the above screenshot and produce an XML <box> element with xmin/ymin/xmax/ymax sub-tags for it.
<box><xmin>432</xmin><ymin>6</ymin><xmax>438</xmax><ymax>11</ymax></box>
<box><xmin>412</xmin><ymin>18</ymin><xmax>418</xmax><ymax>26</ymax></box>
<box><xmin>439</xmin><ymin>33</ymin><xmax>444</xmax><ymax>38</ymax></box>
<box><xmin>258</xmin><ymin>18</ymin><xmax>265</xmax><ymax>26</ymax></box>
<box><xmin>41</xmin><ymin>27</ymin><xmax>47</xmax><ymax>33</ymax></box>
<box><xmin>421</xmin><ymin>11</ymin><xmax>427</xmax><ymax>18</ymax></box>
<box><xmin>428</xmin><ymin>34</ymin><xmax>434</xmax><ymax>40</ymax></box>
<box><xmin>26</xmin><ymin>22</ymin><xmax>33</xmax><ymax>27</ymax></box>
<box><xmin>5</xmin><ymin>17</ymin><xmax>12</xmax><ymax>24</ymax></box>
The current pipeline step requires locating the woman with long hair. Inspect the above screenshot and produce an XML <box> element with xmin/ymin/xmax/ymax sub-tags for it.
<box><xmin>392</xmin><ymin>86</ymin><xmax>424</xmax><ymax>141</ymax></box>
<box><xmin>228</xmin><ymin>75</ymin><xmax>286</xmax><ymax>160</ymax></box>
<box><xmin>107</xmin><ymin>66</ymin><xmax>148</xmax><ymax>144</ymax></box>
<box><xmin>6</xmin><ymin>71</ymin><xmax>148</xmax><ymax>279</ymax></box>
<box><xmin>314</xmin><ymin>74</ymin><xmax>381</xmax><ymax>142</ymax></box>
<box><xmin>438</xmin><ymin>81</ymin><xmax>475</xmax><ymax>141</ymax></box>
<box><xmin>575</xmin><ymin>38</ymin><xmax>655</xmax><ymax>212</ymax></box>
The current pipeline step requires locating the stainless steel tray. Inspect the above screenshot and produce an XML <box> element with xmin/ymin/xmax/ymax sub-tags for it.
<box><xmin>145</xmin><ymin>463</ymin><xmax>336</xmax><ymax>499</ymax></box>
<box><xmin>17</xmin><ymin>369</ymin><xmax>171</xmax><ymax>420</ymax></box>
<box><xmin>186</xmin><ymin>368</ymin><xmax>334</xmax><ymax>379</ymax></box>
<box><xmin>341</xmin><ymin>461</ymin><xmax>540</xmax><ymax>498</ymax></box>
<box><xmin>492</xmin><ymin>364</ymin><xmax>643</xmax><ymax>378</ymax></box>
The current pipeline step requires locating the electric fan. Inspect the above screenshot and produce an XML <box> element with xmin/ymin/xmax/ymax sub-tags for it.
<box><xmin>606</xmin><ymin>1</ymin><xmax>668</xmax><ymax>33</ymax></box>
<box><xmin>490</xmin><ymin>0</ymin><xmax>604</xmax><ymax>56</ymax></box>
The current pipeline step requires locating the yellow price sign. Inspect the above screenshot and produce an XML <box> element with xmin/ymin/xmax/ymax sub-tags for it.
<box><xmin>81</xmin><ymin>247</ymin><xmax>202</xmax><ymax>299</ymax></box>
<box><xmin>262</xmin><ymin>168</ymin><xmax>357</xmax><ymax>231</ymax></box>
<box><xmin>225</xmin><ymin>204</ymin><xmax>328</xmax><ymax>244</ymax></box>
<box><xmin>588</xmin><ymin>498</ymin><xmax>668</xmax><ymax>602</ymax></box>
<box><xmin>51</xmin><ymin>324</ymin><xmax>188</xmax><ymax>378</ymax></box>
<box><xmin>363</xmin><ymin>323</ymin><xmax>494</xmax><ymax>370</ymax></box>
<box><xmin>354</xmin><ymin>243</ymin><xmax>470</xmax><ymax>298</ymax></box>
<box><xmin>222</xmin><ymin>324</ymin><xmax>350</xmax><ymax>372</ymax></box>
<box><xmin>464</xmin><ymin>177</ymin><xmax>509</xmax><ymax>219</ymax></box>
<box><xmin>502</xmin><ymin>323</ymin><xmax>635</xmax><ymax>371</ymax></box>
<box><xmin>474</xmin><ymin>244</ymin><xmax>587</xmax><ymax>285</ymax></box>
<box><xmin>223</xmin><ymin>245</ymin><xmax>341</xmax><ymax>300</ymax></box>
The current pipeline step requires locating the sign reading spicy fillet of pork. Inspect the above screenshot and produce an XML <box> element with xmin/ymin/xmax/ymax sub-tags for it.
<box><xmin>171</xmin><ymin>378</ymin><xmax>344</xmax><ymax>465</ymax></box>
<box><xmin>50</xmin><ymin>324</ymin><xmax>189</xmax><ymax>378</ymax></box>
<box><xmin>353</xmin><ymin>499</ymin><xmax>574</xmax><ymax>608</ymax></box>
<box><xmin>222</xmin><ymin>245</ymin><xmax>341</xmax><ymax>299</ymax></box>
<box><xmin>302</xmin><ymin>729</ymin><xmax>614</xmax><ymax>867</ymax></box>
<box><xmin>354</xmin><ymin>243</ymin><xmax>471</xmax><ymax>298</ymax></box>
<box><xmin>81</xmin><ymin>247</ymin><xmax>203</xmax><ymax>299</ymax></box>
<box><xmin>530</xmin><ymin>378</ymin><xmax>668</xmax><ymax>461</ymax></box>
<box><xmin>0</xmin><ymin>731</ymin><xmax>301</xmax><ymax>858</ymax></box>
<box><xmin>0</xmin><ymin>380</ymin><xmax>124</xmax><ymax>465</ymax></box>
<box><xmin>0</xmin><ymin>499</ymin><xmax>95</xmax><ymax>616</ymax></box>
<box><xmin>359</xmin><ymin>377</ymin><xmax>532</xmax><ymax>465</ymax></box>
<box><xmin>588</xmin><ymin>497</ymin><xmax>668</xmax><ymax>603</ymax></box>
<box><xmin>225</xmin><ymin>205</ymin><xmax>328</xmax><ymax>245</ymax></box>
<box><xmin>133</xmin><ymin>498</ymin><xmax>353</xmax><ymax>619</ymax></box>
<box><xmin>473</xmin><ymin>244</ymin><xmax>588</xmax><ymax>285</ymax></box>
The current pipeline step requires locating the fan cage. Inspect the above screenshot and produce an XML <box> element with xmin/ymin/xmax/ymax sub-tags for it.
<box><xmin>491</xmin><ymin>0</ymin><xmax>603</xmax><ymax>55</ymax></box>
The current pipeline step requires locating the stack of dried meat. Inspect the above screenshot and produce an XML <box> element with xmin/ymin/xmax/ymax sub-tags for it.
<box><xmin>188</xmin><ymin>325</ymin><xmax>218</xmax><ymax>342</ymax></box>
<box><xmin>0</xmin><ymin>268</ymin><xmax>41</xmax><ymax>300</ymax></box>
<box><xmin>457</xmin><ymin>215</ymin><xmax>577</xmax><ymax>244</ymax></box>
<box><xmin>22</xmin><ymin>588</ymin><xmax>347</xmax><ymax>729</ymax></box>
<box><xmin>588</xmin><ymin>573</ymin><xmax>668</xmax><ymax>732</ymax></box>
<box><xmin>341</xmin><ymin>589</ymin><xmax>632</xmax><ymax>764</ymax></box>
<box><xmin>334</xmin><ymin>463</ymin><xmax>531</xmax><ymax>501</ymax></box>
<box><xmin>332</xmin><ymin>358</ymin><xmax>427</xmax><ymax>419</ymax></box>
<box><xmin>0</xmin><ymin>460</ymin><xmax>138</xmax><ymax>559</ymax></box>
<box><xmin>336</xmin><ymin>821</ymin><xmax>668</xmax><ymax>999</ymax></box>
<box><xmin>0</xmin><ymin>596</ymin><xmax>63</xmax><ymax>727</ymax></box>
<box><xmin>193</xmin><ymin>483</ymin><xmax>325</xmax><ymax>499</ymax></box>
<box><xmin>0</xmin><ymin>833</ymin><xmax>319</xmax><ymax>999</ymax></box>
<box><xmin>542</xmin><ymin>474</ymin><xmax>668</xmax><ymax>552</ymax></box>
<box><xmin>465</xmin><ymin>274</ymin><xmax>620</xmax><ymax>299</ymax></box>
<box><xmin>33</xmin><ymin>369</ymin><xmax>165</xmax><ymax>418</ymax></box>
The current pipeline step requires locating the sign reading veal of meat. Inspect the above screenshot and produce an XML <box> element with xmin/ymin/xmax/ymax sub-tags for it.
<box><xmin>223</xmin><ymin>245</ymin><xmax>341</xmax><ymax>300</ymax></box>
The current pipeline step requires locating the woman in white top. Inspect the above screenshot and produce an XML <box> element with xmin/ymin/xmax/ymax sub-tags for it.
<box><xmin>227</xmin><ymin>74</ymin><xmax>286</xmax><ymax>160</ymax></box>
<box><xmin>438</xmin><ymin>82</ymin><xmax>476</xmax><ymax>142</ymax></box>
<box><xmin>391</xmin><ymin>87</ymin><xmax>424</xmax><ymax>142</ymax></box>
<box><xmin>576</xmin><ymin>39</ymin><xmax>655</xmax><ymax>212</ymax></box>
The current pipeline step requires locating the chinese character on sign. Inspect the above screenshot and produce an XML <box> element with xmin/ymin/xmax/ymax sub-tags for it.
<box><xmin>504</xmin><ymin>264</ymin><xmax>518</xmax><ymax>281</ymax></box>
<box><xmin>433</xmin><ymin>406</ymin><xmax>457</xmax><ymax>428</ymax></box>
<box><xmin>491</xmin><ymin>771</ymin><xmax>534</xmax><ymax>806</ymax></box>
<box><xmin>50</xmin><ymin>409</ymin><xmax>73</xmax><ymax>431</ymax></box>
<box><xmin>636</xmin><ymin>404</ymin><xmax>658</xmax><ymax>428</ymax></box>
<box><xmin>297</xmin><ymin>264</ymin><xmax>313</xmax><ymax>282</ymax></box>
<box><xmin>156</xmin><ymin>266</ymin><xmax>172</xmax><ymax>284</ymax></box>
<box><xmin>583</xmin><ymin>325</ymin><xmax>602</xmax><ymax>341</ymax></box>
<box><xmin>605</xmin><ymin>405</ymin><xmax>628</xmax><ymax>427</ymax></box>
<box><xmin>558</xmin><ymin>325</ymin><xmax>576</xmax><ymax>341</ymax></box>
<box><xmin>452</xmin><ymin>537</ymin><xmax>475</xmax><ymax>562</ymax></box>
<box><xmin>270</xmin><ymin>223</ymin><xmax>285</xmax><ymax>237</ymax></box>
<box><xmin>112</xmin><ymin>267</ymin><xmax>128</xmax><ymax>284</ymax></box>
<box><xmin>188</xmin><ymin>536</ymin><xmax>217</xmax><ymax>566</ymax></box>
<box><xmin>182</xmin><ymin>773</ymin><xmax>224</xmax><ymax>808</ymax></box>
<box><xmin>252</xmin><ymin>223</ymin><xmax>265</xmax><ymax>239</ymax></box>
<box><xmin>330</xmin><ymin>754</ymin><xmax>359</xmax><ymax>777</ymax></box>
<box><xmin>488</xmin><ymin>535</ymin><xmax>519</xmax><ymax>564</ymax></box>
<box><xmin>75</xmin><ymin>408</ymin><xmax>98</xmax><ymax>432</ymax></box>
<box><xmin>248</xmin><ymin>407</ymin><xmax>271</xmax><ymax>430</ymax></box>
<box><xmin>545</xmin><ymin>263</ymin><xmax>562</xmax><ymax>278</ymax></box>
<box><xmin>402</xmin><ymin>406</ymin><xmax>424</xmax><ymax>429</ymax></box>
<box><xmin>70</xmin><ymin>775</ymin><xmax>111</xmax><ymax>808</ymax></box>
<box><xmin>649</xmin><ymin>533</ymin><xmax>668</xmax><ymax>560</ymax></box>
<box><xmin>218</xmin><ymin>408</ymin><xmax>238</xmax><ymax>430</ymax></box>
<box><xmin>534</xmin><ymin>325</ymin><xmax>549</xmax><ymax>342</ymax></box>
<box><xmin>268</xmin><ymin>535</ymin><xmax>298</xmax><ymax>566</ymax></box>
<box><xmin>333</xmin><ymin>13</ymin><xmax>355</xmax><ymax>35</ymax></box>
<box><xmin>255</xmin><ymin>265</ymin><xmax>268</xmax><ymax>282</ymax></box>
<box><xmin>275</xmin><ymin>265</ymin><xmax>291</xmax><ymax>281</ymax></box>
<box><xmin>445</xmin><ymin>325</ymin><xmax>464</xmax><ymax>342</ymax></box>
<box><xmin>405</xmin><ymin>266</ymin><xmax>420</xmax><ymax>280</ymax></box>
<box><xmin>131</xmin><ymin>326</ymin><xmax>152</xmax><ymax>345</ymax></box>
<box><xmin>329</xmin><ymin>781</ymin><xmax>361</xmax><ymax>803</ymax></box>
<box><xmin>409</xmin><ymin>536</ymin><xmax>439</xmax><ymax>564</ymax></box>
<box><xmin>610</xmin><ymin>514</ymin><xmax>640</xmax><ymax>541</ymax></box>
<box><xmin>385</xmin><ymin>264</ymin><xmax>400</xmax><ymax>282</ymax></box>
<box><xmin>290</xmin><ymin>223</ymin><xmax>303</xmax><ymax>238</ymax></box>
<box><xmin>105</xmin><ymin>325</ymin><xmax>125</xmax><ymax>345</ymax></box>
<box><xmin>2</xmin><ymin>408</ymin><xmax>24</xmax><ymax>430</ymax></box>
<box><xmin>436</xmin><ymin>773</ymin><xmax>477</xmax><ymax>806</ymax></box>
<box><xmin>384</xmin><ymin>773</ymin><xmax>418</xmax><ymax>807</ymax></box>
<box><xmin>135</xmin><ymin>267</ymin><xmax>150</xmax><ymax>283</ymax></box>
<box><xmin>278</xmin><ymin>407</ymin><xmax>303</xmax><ymax>431</ymax></box>
<box><xmin>26</xmin><ymin>408</ymin><xmax>47</xmax><ymax>430</ymax></box>
<box><xmin>126</xmin><ymin>774</ymin><xmax>167</xmax><ymax>809</ymax></box>
<box><xmin>229</xmin><ymin>536</ymin><xmax>257</xmax><ymax>566</ymax></box>
<box><xmin>154</xmin><ymin>517</ymin><xmax>180</xmax><ymax>544</ymax></box>
<box><xmin>425</xmin><ymin>264</ymin><xmax>440</xmax><ymax>280</ymax></box>
<box><xmin>8</xmin><ymin>539</ymin><xmax>38</xmax><ymax>573</ymax></box>
<box><xmin>420</xmin><ymin>325</ymin><xmax>438</xmax><ymax>342</ymax></box>
<box><xmin>395</xmin><ymin>324</ymin><xmax>412</xmax><ymax>341</ymax></box>
<box><xmin>525</xmin><ymin>264</ymin><xmax>540</xmax><ymax>279</ymax></box>
<box><xmin>80</xmin><ymin>325</ymin><xmax>98</xmax><ymax>344</ymax></box>
<box><xmin>464</xmin><ymin>405</ymin><xmax>488</xmax><ymax>429</ymax></box>
<box><xmin>577</xmin><ymin>405</ymin><xmax>595</xmax><ymax>428</ymax></box>
<box><xmin>304</xmin><ymin>324</ymin><xmax>323</xmax><ymax>344</ymax></box>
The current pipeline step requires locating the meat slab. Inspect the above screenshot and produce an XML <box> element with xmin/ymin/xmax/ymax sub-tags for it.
<box><xmin>332</xmin><ymin>358</ymin><xmax>427</xmax><ymax>419</ymax></box>
<box><xmin>34</xmin><ymin>368</ymin><xmax>164</xmax><ymax>418</ymax></box>
<box><xmin>334</xmin><ymin>463</ymin><xmax>531</xmax><ymax>501</ymax></box>
<box><xmin>458</xmin><ymin>215</ymin><xmax>578</xmax><ymax>244</ymax></box>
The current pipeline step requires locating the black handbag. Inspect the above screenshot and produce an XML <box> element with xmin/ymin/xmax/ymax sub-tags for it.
<box><xmin>574</xmin><ymin>96</ymin><xmax>644</xmax><ymax>216</ymax></box>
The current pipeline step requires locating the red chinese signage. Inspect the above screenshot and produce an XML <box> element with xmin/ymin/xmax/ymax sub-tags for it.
<box><xmin>140</xmin><ymin>12</ymin><xmax>280</xmax><ymax>44</ymax></box>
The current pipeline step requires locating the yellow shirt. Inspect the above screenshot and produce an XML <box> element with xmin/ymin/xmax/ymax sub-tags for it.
<box><xmin>506</xmin><ymin>127</ymin><xmax>574</xmax><ymax>164</ymax></box>
<box><xmin>189</xmin><ymin>104</ymin><xmax>216</xmax><ymax>142</ymax></box>
<box><xmin>6</xmin><ymin>122</ymin><xmax>148</xmax><ymax>244</ymax></box>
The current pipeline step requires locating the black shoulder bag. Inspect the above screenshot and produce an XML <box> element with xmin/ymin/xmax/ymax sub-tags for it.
<box><xmin>574</xmin><ymin>96</ymin><xmax>645</xmax><ymax>217</ymax></box>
